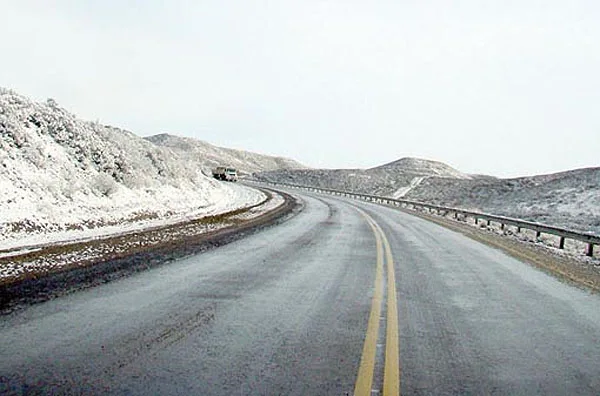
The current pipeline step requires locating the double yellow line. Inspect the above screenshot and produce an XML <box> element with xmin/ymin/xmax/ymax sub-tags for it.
<box><xmin>354</xmin><ymin>209</ymin><xmax>400</xmax><ymax>396</ymax></box>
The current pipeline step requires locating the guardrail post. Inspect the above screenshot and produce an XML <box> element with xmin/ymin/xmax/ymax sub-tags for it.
<box><xmin>586</xmin><ymin>243</ymin><xmax>594</xmax><ymax>257</ymax></box>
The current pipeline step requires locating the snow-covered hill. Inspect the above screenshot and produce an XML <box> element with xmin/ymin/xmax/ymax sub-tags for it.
<box><xmin>253</xmin><ymin>157</ymin><xmax>469</xmax><ymax>197</ymax></box>
<box><xmin>254</xmin><ymin>159</ymin><xmax>600</xmax><ymax>235</ymax></box>
<box><xmin>145</xmin><ymin>133</ymin><xmax>304</xmax><ymax>175</ymax></box>
<box><xmin>370</xmin><ymin>157</ymin><xmax>471</xmax><ymax>179</ymax></box>
<box><xmin>0</xmin><ymin>88</ymin><xmax>269</xmax><ymax>250</ymax></box>
<box><xmin>402</xmin><ymin>168</ymin><xmax>600</xmax><ymax>235</ymax></box>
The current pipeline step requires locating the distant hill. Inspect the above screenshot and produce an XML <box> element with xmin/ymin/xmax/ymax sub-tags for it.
<box><xmin>370</xmin><ymin>157</ymin><xmax>471</xmax><ymax>179</ymax></box>
<box><xmin>253</xmin><ymin>157</ymin><xmax>469</xmax><ymax>197</ymax></box>
<box><xmin>254</xmin><ymin>159</ymin><xmax>600</xmax><ymax>235</ymax></box>
<box><xmin>145</xmin><ymin>133</ymin><xmax>305</xmax><ymax>175</ymax></box>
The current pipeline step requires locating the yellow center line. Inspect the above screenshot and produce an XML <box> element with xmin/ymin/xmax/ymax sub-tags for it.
<box><xmin>353</xmin><ymin>208</ymin><xmax>400</xmax><ymax>396</ymax></box>
<box><xmin>380</xmin><ymin>223</ymin><xmax>400</xmax><ymax>396</ymax></box>
<box><xmin>353</xmin><ymin>213</ymin><xmax>384</xmax><ymax>396</ymax></box>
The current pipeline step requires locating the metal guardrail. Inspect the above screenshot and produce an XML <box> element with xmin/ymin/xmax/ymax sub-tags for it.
<box><xmin>253</xmin><ymin>181</ymin><xmax>599</xmax><ymax>257</ymax></box>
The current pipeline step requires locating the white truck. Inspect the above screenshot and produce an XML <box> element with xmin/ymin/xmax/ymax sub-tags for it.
<box><xmin>212</xmin><ymin>167</ymin><xmax>238</xmax><ymax>182</ymax></box>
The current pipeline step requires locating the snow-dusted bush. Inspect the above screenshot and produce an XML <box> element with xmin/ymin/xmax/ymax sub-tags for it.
<box><xmin>92</xmin><ymin>173</ymin><xmax>119</xmax><ymax>197</ymax></box>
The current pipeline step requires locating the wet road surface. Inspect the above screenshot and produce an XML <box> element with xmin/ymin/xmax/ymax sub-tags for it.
<box><xmin>1</xmin><ymin>190</ymin><xmax>600</xmax><ymax>395</ymax></box>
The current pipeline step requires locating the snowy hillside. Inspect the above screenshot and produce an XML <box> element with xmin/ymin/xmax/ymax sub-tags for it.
<box><xmin>146</xmin><ymin>134</ymin><xmax>304</xmax><ymax>175</ymax></box>
<box><xmin>370</xmin><ymin>158</ymin><xmax>471</xmax><ymax>179</ymax></box>
<box><xmin>0</xmin><ymin>88</ymin><xmax>265</xmax><ymax>250</ymax></box>
<box><xmin>254</xmin><ymin>159</ymin><xmax>600</xmax><ymax>235</ymax></box>
<box><xmin>403</xmin><ymin>168</ymin><xmax>600</xmax><ymax>235</ymax></box>
<box><xmin>253</xmin><ymin>157</ymin><xmax>468</xmax><ymax>197</ymax></box>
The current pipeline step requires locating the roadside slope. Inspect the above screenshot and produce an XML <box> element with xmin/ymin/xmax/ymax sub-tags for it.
<box><xmin>403</xmin><ymin>167</ymin><xmax>600</xmax><ymax>235</ymax></box>
<box><xmin>0</xmin><ymin>88</ymin><xmax>264</xmax><ymax>250</ymax></box>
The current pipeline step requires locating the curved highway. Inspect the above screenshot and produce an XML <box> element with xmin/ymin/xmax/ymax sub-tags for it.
<box><xmin>1</xmin><ymin>189</ymin><xmax>600</xmax><ymax>395</ymax></box>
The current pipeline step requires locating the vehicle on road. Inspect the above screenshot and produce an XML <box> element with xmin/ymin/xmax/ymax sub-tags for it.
<box><xmin>212</xmin><ymin>166</ymin><xmax>238</xmax><ymax>182</ymax></box>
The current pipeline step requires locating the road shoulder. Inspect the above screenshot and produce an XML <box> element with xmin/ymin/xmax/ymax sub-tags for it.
<box><xmin>398</xmin><ymin>207</ymin><xmax>600</xmax><ymax>294</ymax></box>
<box><xmin>0</xmin><ymin>188</ymin><xmax>301</xmax><ymax>314</ymax></box>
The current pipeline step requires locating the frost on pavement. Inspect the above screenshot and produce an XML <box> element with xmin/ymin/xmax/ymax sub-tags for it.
<box><xmin>0</xmin><ymin>88</ymin><xmax>265</xmax><ymax>250</ymax></box>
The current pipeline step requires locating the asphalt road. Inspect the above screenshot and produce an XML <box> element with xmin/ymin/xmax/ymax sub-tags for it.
<box><xmin>1</xmin><ymin>190</ymin><xmax>600</xmax><ymax>395</ymax></box>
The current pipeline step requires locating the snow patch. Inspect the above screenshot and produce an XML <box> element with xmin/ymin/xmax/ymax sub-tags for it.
<box><xmin>393</xmin><ymin>176</ymin><xmax>428</xmax><ymax>198</ymax></box>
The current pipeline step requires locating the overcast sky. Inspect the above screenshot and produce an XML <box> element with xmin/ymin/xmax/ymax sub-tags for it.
<box><xmin>2</xmin><ymin>1</ymin><xmax>599</xmax><ymax>177</ymax></box>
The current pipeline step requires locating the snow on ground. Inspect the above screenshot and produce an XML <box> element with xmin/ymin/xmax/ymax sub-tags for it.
<box><xmin>370</xmin><ymin>157</ymin><xmax>472</xmax><ymax>179</ymax></box>
<box><xmin>0</xmin><ymin>190</ymin><xmax>283</xmax><ymax>285</ymax></box>
<box><xmin>403</xmin><ymin>169</ymin><xmax>600</xmax><ymax>235</ymax></box>
<box><xmin>392</xmin><ymin>176</ymin><xmax>428</xmax><ymax>199</ymax></box>
<box><xmin>0</xmin><ymin>88</ymin><xmax>267</xmax><ymax>252</ymax></box>
<box><xmin>255</xmin><ymin>159</ymin><xmax>600</xmax><ymax>236</ymax></box>
<box><xmin>0</xmin><ymin>183</ymin><xmax>265</xmax><ymax>252</ymax></box>
<box><xmin>253</xmin><ymin>157</ymin><xmax>469</xmax><ymax>198</ymax></box>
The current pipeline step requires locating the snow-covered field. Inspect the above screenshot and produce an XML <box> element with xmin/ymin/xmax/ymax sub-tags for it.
<box><xmin>0</xmin><ymin>88</ymin><xmax>290</xmax><ymax>252</ymax></box>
